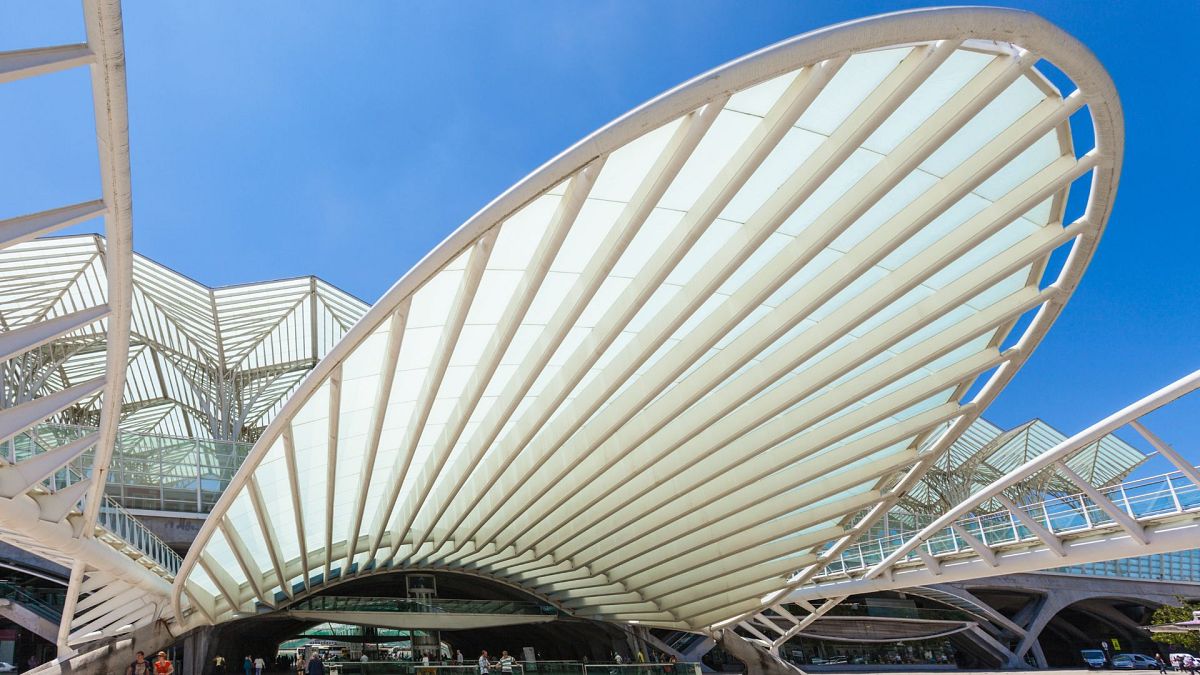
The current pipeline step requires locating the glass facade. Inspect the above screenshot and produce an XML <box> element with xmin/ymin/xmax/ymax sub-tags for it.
<box><xmin>780</xmin><ymin>635</ymin><xmax>958</xmax><ymax>667</ymax></box>
<box><xmin>1054</xmin><ymin>549</ymin><xmax>1200</xmax><ymax>583</ymax></box>
<box><xmin>8</xmin><ymin>422</ymin><xmax>250</xmax><ymax>514</ymax></box>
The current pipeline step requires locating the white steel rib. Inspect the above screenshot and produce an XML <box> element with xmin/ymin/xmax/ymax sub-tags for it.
<box><xmin>174</xmin><ymin>7</ymin><xmax>1124</xmax><ymax>631</ymax></box>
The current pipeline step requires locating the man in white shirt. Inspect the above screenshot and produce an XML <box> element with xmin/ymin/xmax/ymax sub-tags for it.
<box><xmin>479</xmin><ymin>650</ymin><xmax>491</xmax><ymax>675</ymax></box>
<box><xmin>254</xmin><ymin>656</ymin><xmax>266</xmax><ymax>675</ymax></box>
<box><xmin>499</xmin><ymin>651</ymin><xmax>516</xmax><ymax>675</ymax></box>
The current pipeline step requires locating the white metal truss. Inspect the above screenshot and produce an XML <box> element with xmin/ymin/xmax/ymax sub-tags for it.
<box><xmin>0</xmin><ymin>235</ymin><xmax>367</xmax><ymax>442</ymax></box>
<box><xmin>0</xmin><ymin>0</ymin><xmax>185</xmax><ymax>657</ymax></box>
<box><xmin>782</xmin><ymin>368</ymin><xmax>1200</xmax><ymax>603</ymax></box>
<box><xmin>899</xmin><ymin>415</ymin><xmax>1146</xmax><ymax>515</ymax></box>
<box><xmin>174</xmin><ymin>7</ymin><xmax>1123</xmax><ymax>633</ymax></box>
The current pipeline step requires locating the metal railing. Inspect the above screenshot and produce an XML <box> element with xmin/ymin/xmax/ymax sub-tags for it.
<box><xmin>13</xmin><ymin>422</ymin><xmax>250</xmax><ymax>514</ymax></box>
<box><xmin>0</xmin><ymin>580</ymin><xmax>64</xmax><ymax>623</ymax></box>
<box><xmin>305</xmin><ymin>663</ymin><xmax>701</xmax><ymax>675</ymax></box>
<box><xmin>96</xmin><ymin>498</ymin><xmax>183</xmax><ymax>576</ymax></box>
<box><xmin>815</xmin><ymin>467</ymin><xmax>1200</xmax><ymax>579</ymax></box>
<box><xmin>289</xmin><ymin>596</ymin><xmax>559</xmax><ymax>616</ymax></box>
<box><xmin>819</xmin><ymin>602</ymin><xmax>969</xmax><ymax>622</ymax></box>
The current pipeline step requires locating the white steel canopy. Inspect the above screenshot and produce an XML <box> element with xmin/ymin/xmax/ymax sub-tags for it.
<box><xmin>0</xmin><ymin>235</ymin><xmax>367</xmax><ymax>441</ymax></box>
<box><xmin>174</xmin><ymin>7</ymin><xmax>1122</xmax><ymax>631</ymax></box>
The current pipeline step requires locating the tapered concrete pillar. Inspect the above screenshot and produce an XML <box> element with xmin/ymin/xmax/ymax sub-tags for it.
<box><xmin>715</xmin><ymin>630</ymin><xmax>803</xmax><ymax>675</ymax></box>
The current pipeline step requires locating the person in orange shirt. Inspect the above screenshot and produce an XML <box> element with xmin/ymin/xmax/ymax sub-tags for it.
<box><xmin>153</xmin><ymin>651</ymin><xmax>175</xmax><ymax>675</ymax></box>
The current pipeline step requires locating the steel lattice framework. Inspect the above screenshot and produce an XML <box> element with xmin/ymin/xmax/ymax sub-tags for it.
<box><xmin>173</xmin><ymin>7</ymin><xmax>1124</xmax><ymax>632</ymax></box>
<box><xmin>0</xmin><ymin>235</ymin><xmax>367</xmax><ymax>442</ymax></box>
<box><xmin>897</xmin><ymin>416</ymin><xmax>1147</xmax><ymax>515</ymax></box>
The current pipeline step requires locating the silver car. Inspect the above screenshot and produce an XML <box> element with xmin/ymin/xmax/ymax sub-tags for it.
<box><xmin>1112</xmin><ymin>654</ymin><xmax>1159</xmax><ymax>670</ymax></box>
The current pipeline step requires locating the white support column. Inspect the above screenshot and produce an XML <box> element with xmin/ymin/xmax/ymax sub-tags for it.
<box><xmin>950</xmin><ymin>523</ymin><xmax>998</xmax><ymax>567</ymax></box>
<box><xmin>55</xmin><ymin>563</ymin><xmax>86</xmax><ymax>657</ymax></box>
<box><xmin>915</xmin><ymin>545</ymin><xmax>942</xmax><ymax>575</ymax></box>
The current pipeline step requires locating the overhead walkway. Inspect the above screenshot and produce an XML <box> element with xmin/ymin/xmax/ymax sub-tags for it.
<box><xmin>16</xmin><ymin>422</ymin><xmax>250</xmax><ymax>515</ymax></box>
<box><xmin>785</xmin><ymin>370</ymin><xmax>1200</xmax><ymax>601</ymax></box>
<box><xmin>729</xmin><ymin>368</ymin><xmax>1200</xmax><ymax>667</ymax></box>
<box><xmin>810</xmin><ymin>466</ymin><xmax>1200</xmax><ymax>586</ymax></box>
<box><xmin>283</xmin><ymin>596</ymin><xmax>560</xmax><ymax>630</ymax></box>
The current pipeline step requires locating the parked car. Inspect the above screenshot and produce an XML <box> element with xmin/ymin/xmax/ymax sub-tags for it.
<box><xmin>1171</xmin><ymin>654</ymin><xmax>1195</xmax><ymax>670</ymax></box>
<box><xmin>0</xmin><ymin>662</ymin><xmax>16</xmax><ymax>673</ymax></box>
<box><xmin>1082</xmin><ymin>650</ymin><xmax>1108</xmax><ymax>669</ymax></box>
<box><xmin>1112</xmin><ymin>653</ymin><xmax>1159</xmax><ymax>669</ymax></box>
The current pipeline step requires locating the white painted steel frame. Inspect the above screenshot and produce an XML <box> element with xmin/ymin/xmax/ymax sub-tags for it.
<box><xmin>0</xmin><ymin>0</ymin><xmax>182</xmax><ymax>655</ymax></box>
<box><xmin>0</xmin><ymin>235</ymin><xmax>368</xmax><ymax>441</ymax></box>
<box><xmin>175</xmin><ymin>6</ymin><xmax>1123</xmax><ymax>632</ymax></box>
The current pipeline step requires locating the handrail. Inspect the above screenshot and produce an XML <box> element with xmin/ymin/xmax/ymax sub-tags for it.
<box><xmin>96</xmin><ymin>498</ymin><xmax>183</xmax><ymax>576</ymax></box>
<box><xmin>813</xmin><ymin>465</ymin><xmax>1200</xmax><ymax>579</ymax></box>
<box><xmin>288</xmin><ymin>596</ymin><xmax>559</xmax><ymax>616</ymax></box>
<box><xmin>16</xmin><ymin>422</ymin><xmax>250</xmax><ymax>515</ymax></box>
<box><xmin>0</xmin><ymin>580</ymin><xmax>64</xmax><ymax>622</ymax></box>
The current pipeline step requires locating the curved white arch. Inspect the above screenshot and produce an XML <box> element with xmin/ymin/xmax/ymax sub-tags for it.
<box><xmin>175</xmin><ymin>6</ymin><xmax>1123</xmax><ymax>631</ymax></box>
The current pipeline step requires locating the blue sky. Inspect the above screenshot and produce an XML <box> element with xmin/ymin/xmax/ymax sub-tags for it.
<box><xmin>1</xmin><ymin>1</ymin><xmax>1197</xmax><ymax>470</ymax></box>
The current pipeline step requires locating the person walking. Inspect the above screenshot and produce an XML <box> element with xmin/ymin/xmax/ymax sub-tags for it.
<box><xmin>456</xmin><ymin>650</ymin><xmax>464</xmax><ymax>666</ymax></box>
<box><xmin>499</xmin><ymin>650</ymin><xmax>515</xmax><ymax>675</ymax></box>
<box><xmin>243</xmin><ymin>655</ymin><xmax>253</xmax><ymax>675</ymax></box>
<box><xmin>479</xmin><ymin>650</ymin><xmax>491</xmax><ymax>675</ymax></box>
<box><xmin>214</xmin><ymin>654</ymin><xmax>227</xmax><ymax>675</ymax></box>
<box><xmin>1156</xmin><ymin>654</ymin><xmax>1168</xmax><ymax>674</ymax></box>
<box><xmin>307</xmin><ymin>654</ymin><xmax>326</xmax><ymax>675</ymax></box>
<box><xmin>126</xmin><ymin>651</ymin><xmax>152</xmax><ymax>675</ymax></box>
<box><xmin>254</xmin><ymin>655</ymin><xmax>266</xmax><ymax>675</ymax></box>
<box><xmin>153</xmin><ymin>651</ymin><xmax>174</xmax><ymax>675</ymax></box>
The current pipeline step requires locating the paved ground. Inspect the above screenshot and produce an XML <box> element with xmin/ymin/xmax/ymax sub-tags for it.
<box><xmin>805</xmin><ymin>671</ymin><xmax>1099</xmax><ymax>674</ymax></box>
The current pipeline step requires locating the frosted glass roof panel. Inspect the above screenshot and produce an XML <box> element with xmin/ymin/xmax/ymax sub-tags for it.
<box><xmin>177</xmin><ymin>7</ymin><xmax>1122</xmax><ymax>633</ymax></box>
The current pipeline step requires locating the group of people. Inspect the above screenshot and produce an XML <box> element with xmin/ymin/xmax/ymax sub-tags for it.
<box><xmin>1170</xmin><ymin>653</ymin><xmax>1198</xmax><ymax>674</ymax></box>
<box><xmin>476</xmin><ymin>650</ymin><xmax>519</xmax><ymax>675</ymax></box>
<box><xmin>125</xmin><ymin>650</ymin><xmax>174</xmax><ymax>675</ymax></box>
<box><xmin>207</xmin><ymin>652</ymin><xmax>324</xmax><ymax>675</ymax></box>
